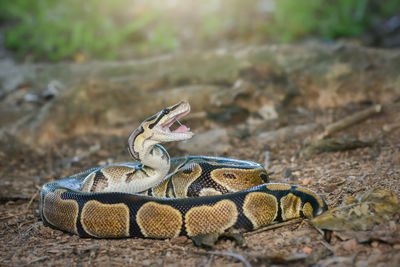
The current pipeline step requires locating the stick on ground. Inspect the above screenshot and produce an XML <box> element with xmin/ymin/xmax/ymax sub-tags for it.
<box><xmin>318</xmin><ymin>104</ymin><xmax>382</xmax><ymax>139</ymax></box>
<box><xmin>245</xmin><ymin>218</ymin><xmax>302</xmax><ymax>236</ymax></box>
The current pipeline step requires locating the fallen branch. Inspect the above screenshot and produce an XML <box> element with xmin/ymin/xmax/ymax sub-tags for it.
<box><xmin>26</xmin><ymin>189</ymin><xmax>40</xmax><ymax>212</ymax></box>
<box><xmin>0</xmin><ymin>213</ymin><xmax>26</xmax><ymax>221</ymax></box>
<box><xmin>302</xmin><ymin>136</ymin><xmax>376</xmax><ymax>157</ymax></box>
<box><xmin>318</xmin><ymin>104</ymin><xmax>382</xmax><ymax>139</ymax></box>
<box><xmin>29</xmin><ymin>256</ymin><xmax>49</xmax><ymax>264</ymax></box>
<box><xmin>245</xmin><ymin>218</ymin><xmax>302</xmax><ymax>236</ymax></box>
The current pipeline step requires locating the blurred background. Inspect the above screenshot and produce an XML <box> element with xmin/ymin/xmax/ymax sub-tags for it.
<box><xmin>1</xmin><ymin>1</ymin><xmax>400</xmax><ymax>266</ymax></box>
<box><xmin>1</xmin><ymin>0</ymin><xmax>399</xmax><ymax>62</ymax></box>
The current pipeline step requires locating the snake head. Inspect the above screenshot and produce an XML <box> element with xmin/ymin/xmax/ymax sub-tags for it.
<box><xmin>151</xmin><ymin>100</ymin><xmax>194</xmax><ymax>142</ymax></box>
<box><xmin>130</xmin><ymin>101</ymin><xmax>194</xmax><ymax>147</ymax></box>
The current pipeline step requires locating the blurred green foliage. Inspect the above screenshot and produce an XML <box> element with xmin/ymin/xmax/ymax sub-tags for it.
<box><xmin>0</xmin><ymin>0</ymin><xmax>164</xmax><ymax>60</ymax></box>
<box><xmin>271</xmin><ymin>0</ymin><xmax>399</xmax><ymax>42</ymax></box>
<box><xmin>0</xmin><ymin>0</ymin><xmax>398</xmax><ymax>61</ymax></box>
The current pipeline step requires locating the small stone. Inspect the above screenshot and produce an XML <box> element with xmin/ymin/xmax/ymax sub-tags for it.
<box><xmin>302</xmin><ymin>246</ymin><xmax>313</xmax><ymax>254</ymax></box>
<box><xmin>258</xmin><ymin>104</ymin><xmax>278</xmax><ymax>121</ymax></box>
<box><xmin>371</xmin><ymin>241</ymin><xmax>379</xmax><ymax>248</ymax></box>
<box><xmin>177</xmin><ymin>129</ymin><xmax>231</xmax><ymax>154</ymax></box>
<box><xmin>292</xmin><ymin>171</ymin><xmax>301</xmax><ymax>176</ymax></box>
<box><xmin>343</xmin><ymin>238</ymin><xmax>358</xmax><ymax>251</ymax></box>
<box><xmin>169</xmin><ymin>236</ymin><xmax>189</xmax><ymax>245</ymax></box>
<box><xmin>324</xmin><ymin>184</ymin><xmax>338</xmax><ymax>193</ymax></box>
<box><xmin>24</xmin><ymin>93</ymin><xmax>39</xmax><ymax>103</ymax></box>
<box><xmin>97</xmin><ymin>160</ymin><xmax>107</xmax><ymax>166</ymax></box>
<box><xmin>41</xmin><ymin>80</ymin><xmax>62</xmax><ymax>100</ymax></box>
<box><xmin>270</xmin><ymin>164</ymin><xmax>283</xmax><ymax>173</ymax></box>
<box><xmin>281</xmin><ymin>168</ymin><xmax>293</xmax><ymax>178</ymax></box>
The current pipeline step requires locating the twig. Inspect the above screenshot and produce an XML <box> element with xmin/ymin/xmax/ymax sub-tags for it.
<box><xmin>319</xmin><ymin>240</ymin><xmax>336</xmax><ymax>255</ymax></box>
<box><xmin>245</xmin><ymin>218</ymin><xmax>302</xmax><ymax>236</ymax></box>
<box><xmin>29</xmin><ymin>256</ymin><xmax>49</xmax><ymax>264</ymax></box>
<box><xmin>0</xmin><ymin>213</ymin><xmax>26</xmax><ymax>221</ymax></box>
<box><xmin>26</xmin><ymin>189</ymin><xmax>40</xmax><ymax>212</ymax></box>
<box><xmin>318</xmin><ymin>104</ymin><xmax>382</xmax><ymax>139</ymax></box>
<box><xmin>204</xmin><ymin>254</ymin><xmax>215</xmax><ymax>267</ymax></box>
<box><xmin>197</xmin><ymin>251</ymin><xmax>251</xmax><ymax>267</ymax></box>
<box><xmin>0</xmin><ymin>190</ymin><xmax>38</xmax><ymax>221</ymax></box>
<box><xmin>18</xmin><ymin>219</ymin><xmax>36</xmax><ymax>228</ymax></box>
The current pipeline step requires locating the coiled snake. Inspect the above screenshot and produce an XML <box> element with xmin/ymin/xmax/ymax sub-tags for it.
<box><xmin>40</xmin><ymin>101</ymin><xmax>328</xmax><ymax>246</ymax></box>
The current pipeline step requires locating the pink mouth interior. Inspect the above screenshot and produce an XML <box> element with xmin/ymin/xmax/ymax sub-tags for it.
<box><xmin>172</xmin><ymin>124</ymin><xmax>190</xmax><ymax>133</ymax></box>
<box><xmin>161</xmin><ymin>109</ymin><xmax>192</xmax><ymax>134</ymax></box>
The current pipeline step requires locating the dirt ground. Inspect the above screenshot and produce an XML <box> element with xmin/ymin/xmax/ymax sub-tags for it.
<box><xmin>0</xmin><ymin>98</ymin><xmax>399</xmax><ymax>267</ymax></box>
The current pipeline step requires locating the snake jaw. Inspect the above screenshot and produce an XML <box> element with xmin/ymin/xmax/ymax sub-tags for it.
<box><xmin>158</xmin><ymin>116</ymin><xmax>194</xmax><ymax>138</ymax></box>
<box><xmin>156</xmin><ymin>102</ymin><xmax>194</xmax><ymax>141</ymax></box>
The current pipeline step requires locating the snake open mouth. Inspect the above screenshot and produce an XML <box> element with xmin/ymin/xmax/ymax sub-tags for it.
<box><xmin>158</xmin><ymin>104</ymin><xmax>194</xmax><ymax>136</ymax></box>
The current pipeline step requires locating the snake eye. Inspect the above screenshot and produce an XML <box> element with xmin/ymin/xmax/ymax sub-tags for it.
<box><xmin>163</xmin><ymin>109</ymin><xmax>170</xmax><ymax>115</ymax></box>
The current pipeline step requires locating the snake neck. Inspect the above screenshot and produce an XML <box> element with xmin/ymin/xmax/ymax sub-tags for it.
<box><xmin>128</xmin><ymin>128</ymin><xmax>171</xmax><ymax>189</ymax></box>
<box><xmin>140</xmin><ymin>143</ymin><xmax>170</xmax><ymax>174</ymax></box>
<box><xmin>135</xmin><ymin>144</ymin><xmax>171</xmax><ymax>192</ymax></box>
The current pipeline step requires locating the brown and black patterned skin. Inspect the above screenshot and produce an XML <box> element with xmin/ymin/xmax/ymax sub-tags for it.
<box><xmin>40</xmin><ymin>101</ymin><xmax>328</xmax><ymax>239</ymax></box>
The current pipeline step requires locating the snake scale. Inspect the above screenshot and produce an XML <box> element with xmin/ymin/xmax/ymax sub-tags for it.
<box><xmin>40</xmin><ymin>101</ymin><xmax>328</xmax><ymax>243</ymax></box>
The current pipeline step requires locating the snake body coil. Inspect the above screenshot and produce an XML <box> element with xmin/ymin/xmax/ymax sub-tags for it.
<box><xmin>40</xmin><ymin>101</ymin><xmax>327</xmax><ymax>239</ymax></box>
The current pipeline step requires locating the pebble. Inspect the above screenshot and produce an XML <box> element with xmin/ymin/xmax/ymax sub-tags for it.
<box><xmin>342</xmin><ymin>238</ymin><xmax>358</xmax><ymax>251</ymax></box>
<box><xmin>371</xmin><ymin>241</ymin><xmax>379</xmax><ymax>248</ymax></box>
<box><xmin>302</xmin><ymin>246</ymin><xmax>313</xmax><ymax>254</ymax></box>
<box><xmin>258</xmin><ymin>104</ymin><xmax>278</xmax><ymax>120</ymax></box>
<box><xmin>169</xmin><ymin>236</ymin><xmax>189</xmax><ymax>245</ymax></box>
<box><xmin>177</xmin><ymin>128</ymin><xmax>231</xmax><ymax>154</ymax></box>
<box><xmin>24</xmin><ymin>93</ymin><xmax>39</xmax><ymax>103</ymax></box>
<box><xmin>281</xmin><ymin>168</ymin><xmax>293</xmax><ymax>178</ymax></box>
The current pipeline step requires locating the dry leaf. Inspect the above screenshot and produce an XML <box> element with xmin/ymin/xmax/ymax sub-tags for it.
<box><xmin>312</xmin><ymin>188</ymin><xmax>400</xmax><ymax>231</ymax></box>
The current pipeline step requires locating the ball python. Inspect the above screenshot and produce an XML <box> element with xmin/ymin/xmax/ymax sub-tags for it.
<box><xmin>40</xmin><ymin>101</ymin><xmax>328</xmax><ymax>245</ymax></box>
